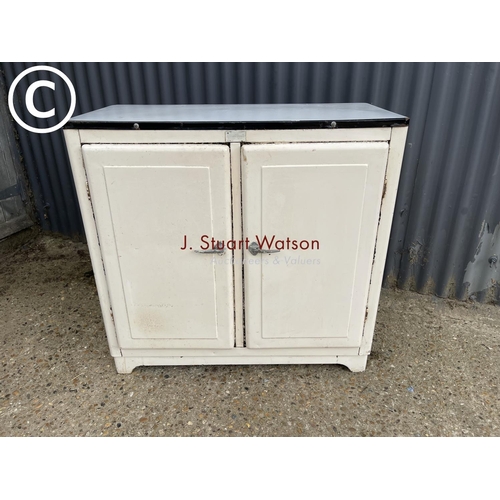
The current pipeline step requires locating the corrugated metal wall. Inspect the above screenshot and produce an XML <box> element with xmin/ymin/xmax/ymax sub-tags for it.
<box><xmin>2</xmin><ymin>62</ymin><xmax>500</xmax><ymax>302</ymax></box>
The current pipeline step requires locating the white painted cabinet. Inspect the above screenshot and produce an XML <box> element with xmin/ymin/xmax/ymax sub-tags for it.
<box><xmin>64</xmin><ymin>104</ymin><xmax>408</xmax><ymax>373</ymax></box>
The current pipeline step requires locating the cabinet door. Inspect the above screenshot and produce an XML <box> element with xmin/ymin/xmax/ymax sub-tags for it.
<box><xmin>242</xmin><ymin>142</ymin><xmax>388</xmax><ymax>348</ymax></box>
<box><xmin>83</xmin><ymin>144</ymin><xmax>233</xmax><ymax>349</ymax></box>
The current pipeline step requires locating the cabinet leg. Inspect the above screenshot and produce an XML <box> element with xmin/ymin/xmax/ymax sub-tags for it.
<box><xmin>114</xmin><ymin>357</ymin><xmax>141</xmax><ymax>374</ymax></box>
<box><xmin>338</xmin><ymin>355</ymin><xmax>367</xmax><ymax>372</ymax></box>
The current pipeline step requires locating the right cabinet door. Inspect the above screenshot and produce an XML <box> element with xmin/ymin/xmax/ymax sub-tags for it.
<box><xmin>242</xmin><ymin>142</ymin><xmax>389</xmax><ymax>348</ymax></box>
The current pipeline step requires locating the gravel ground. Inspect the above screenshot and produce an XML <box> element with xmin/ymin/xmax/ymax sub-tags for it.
<box><xmin>0</xmin><ymin>232</ymin><xmax>499</xmax><ymax>437</ymax></box>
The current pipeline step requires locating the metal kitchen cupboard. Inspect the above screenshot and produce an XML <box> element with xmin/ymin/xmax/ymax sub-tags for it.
<box><xmin>64</xmin><ymin>103</ymin><xmax>409</xmax><ymax>374</ymax></box>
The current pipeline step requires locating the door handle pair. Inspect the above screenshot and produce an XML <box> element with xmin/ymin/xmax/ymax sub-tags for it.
<box><xmin>194</xmin><ymin>241</ymin><xmax>280</xmax><ymax>256</ymax></box>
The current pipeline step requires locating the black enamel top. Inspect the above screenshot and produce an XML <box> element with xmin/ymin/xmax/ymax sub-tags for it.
<box><xmin>67</xmin><ymin>103</ymin><xmax>409</xmax><ymax>130</ymax></box>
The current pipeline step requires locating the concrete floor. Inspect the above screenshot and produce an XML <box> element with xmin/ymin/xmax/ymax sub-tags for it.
<box><xmin>0</xmin><ymin>232</ymin><xmax>499</xmax><ymax>436</ymax></box>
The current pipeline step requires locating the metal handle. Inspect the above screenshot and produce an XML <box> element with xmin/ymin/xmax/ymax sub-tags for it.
<box><xmin>194</xmin><ymin>241</ymin><xmax>225</xmax><ymax>255</ymax></box>
<box><xmin>248</xmin><ymin>241</ymin><xmax>280</xmax><ymax>256</ymax></box>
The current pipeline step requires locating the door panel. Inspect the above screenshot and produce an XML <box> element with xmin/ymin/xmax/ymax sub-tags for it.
<box><xmin>83</xmin><ymin>144</ymin><xmax>233</xmax><ymax>349</ymax></box>
<box><xmin>242</xmin><ymin>142</ymin><xmax>389</xmax><ymax>348</ymax></box>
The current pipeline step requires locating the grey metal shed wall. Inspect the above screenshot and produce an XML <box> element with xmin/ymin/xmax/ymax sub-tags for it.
<box><xmin>2</xmin><ymin>62</ymin><xmax>499</xmax><ymax>302</ymax></box>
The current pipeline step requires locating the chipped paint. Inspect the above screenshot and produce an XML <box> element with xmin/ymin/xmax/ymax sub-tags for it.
<box><xmin>463</xmin><ymin>221</ymin><xmax>500</xmax><ymax>296</ymax></box>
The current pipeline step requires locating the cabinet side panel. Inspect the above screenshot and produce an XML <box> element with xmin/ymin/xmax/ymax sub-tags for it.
<box><xmin>63</xmin><ymin>129</ymin><xmax>120</xmax><ymax>356</ymax></box>
<box><xmin>360</xmin><ymin>127</ymin><xmax>408</xmax><ymax>355</ymax></box>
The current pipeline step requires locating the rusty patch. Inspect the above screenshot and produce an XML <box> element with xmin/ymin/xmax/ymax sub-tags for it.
<box><xmin>381</xmin><ymin>178</ymin><xmax>387</xmax><ymax>200</ymax></box>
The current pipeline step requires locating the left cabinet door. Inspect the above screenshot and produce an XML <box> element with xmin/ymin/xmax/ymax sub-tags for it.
<box><xmin>82</xmin><ymin>144</ymin><xmax>234</xmax><ymax>349</ymax></box>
